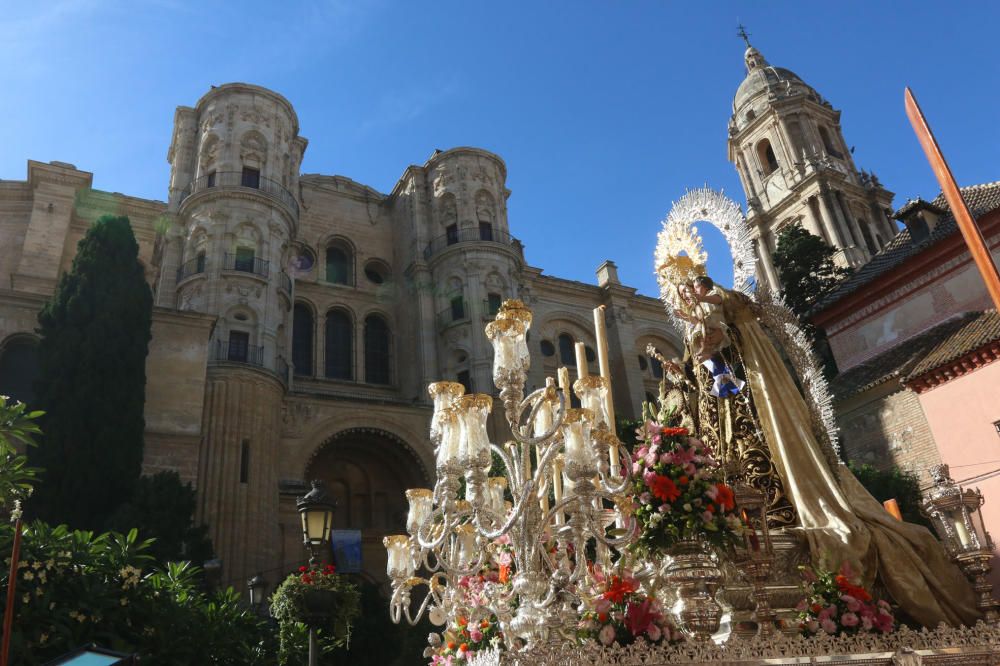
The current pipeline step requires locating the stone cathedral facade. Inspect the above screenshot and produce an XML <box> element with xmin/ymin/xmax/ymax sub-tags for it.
<box><xmin>0</xmin><ymin>83</ymin><xmax>681</xmax><ymax>592</ymax></box>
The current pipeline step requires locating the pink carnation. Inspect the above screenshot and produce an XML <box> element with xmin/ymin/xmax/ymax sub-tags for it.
<box><xmin>840</xmin><ymin>594</ymin><xmax>861</xmax><ymax>612</ymax></box>
<box><xmin>646</xmin><ymin>623</ymin><xmax>662</xmax><ymax>641</ymax></box>
<box><xmin>820</xmin><ymin>617</ymin><xmax>837</xmax><ymax>634</ymax></box>
<box><xmin>598</xmin><ymin>623</ymin><xmax>616</xmax><ymax>645</ymax></box>
<box><xmin>470</xmin><ymin>629</ymin><xmax>483</xmax><ymax>642</ymax></box>
<box><xmin>841</xmin><ymin>612</ymin><xmax>859</xmax><ymax>627</ymax></box>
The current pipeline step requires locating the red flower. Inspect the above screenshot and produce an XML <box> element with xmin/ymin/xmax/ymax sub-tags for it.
<box><xmin>603</xmin><ymin>575</ymin><xmax>638</xmax><ymax>603</ymax></box>
<box><xmin>298</xmin><ymin>566</ymin><xmax>308</xmax><ymax>573</ymax></box>
<box><xmin>661</xmin><ymin>427</ymin><xmax>689</xmax><ymax>437</ymax></box>
<box><xmin>835</xmin><ymin>575</ymin><xmax>872</xmax><ymax>602</ymax></box>
<box><xmin>705</xmin><ymin>503</ymin><xmax>715</xmax><ymax>513</ymax></box>
<box><xmin>649</xmin><ymin>474</ymin><xmax>680</xmax><ymax>502</ymax></box>
<box><xmin>714</xmin><ymin>483</ymin><xmax>735</xmax><ymax>511</ymax></box>
<box><xmin>678</xmin><ymin>475</ymin><xmax>689</xmax><ymax>486</ymax></box>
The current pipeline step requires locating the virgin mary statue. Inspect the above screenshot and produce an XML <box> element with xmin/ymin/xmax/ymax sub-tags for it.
<box><xmin>654</xmin><ymin>222</ymin><xmax>979</xmax><ymax>628</ymax></box>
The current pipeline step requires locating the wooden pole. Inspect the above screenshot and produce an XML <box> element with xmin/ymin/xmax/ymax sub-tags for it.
<box><xmin>904</xmin><ymin>88</ymin><xmax>1000</xmax><ymax>310</ymax></box>
<box><xmin>1</xmin><ymin>518</ymin><xmax>23</xmax><ymax>666</ymax></box>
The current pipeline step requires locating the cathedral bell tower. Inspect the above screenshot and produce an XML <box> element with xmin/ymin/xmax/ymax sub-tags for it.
<box><xmin>727</xmin><ymin>36</ymin><xmax>898</xmax><ymax>291</ymax></box>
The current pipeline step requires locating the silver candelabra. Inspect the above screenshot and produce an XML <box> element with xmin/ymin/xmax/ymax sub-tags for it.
<box><xmin>385</xmin><ymin>300</ymin><xmax>637</xmax><ymax>650</ymax></box>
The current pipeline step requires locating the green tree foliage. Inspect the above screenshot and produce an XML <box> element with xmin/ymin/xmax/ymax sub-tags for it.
<box><xmin>848</xmin><ymin>462</ymin><xmax>932</xmax><ymax>530</ymax></box>
<box><xmin>772</xmin><ymin>224</ymin><xmax>851</xmax><ymax>318</ymax></box>
<box><xmin>106</xmin><ymin>471</ymin><xmax>214</xmax><ymax>566</ymax></box>
<box><xmin>0</xmin><ymin>524</ymin><xmax>274</xmax><ymax>664</ymax></box>
<box><xmin>0</xmin><ymin>396</ymin><xmax>42</xmax><ymax>520</ymax></box>
<box><xmin>30</xmin><ymin>215</ymin><xmax>153</xmax><ymax>530</ymax></box>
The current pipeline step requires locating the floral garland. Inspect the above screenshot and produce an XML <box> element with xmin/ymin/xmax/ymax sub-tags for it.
<box><xmin>629</xmin><ymin>421</ymin><xmax>743</xmax><ymax>553</ymax></box>
<box><xmin>578</xmin><ymin>567</ymin><xmax>683</xmax><ymax>647</ymax></box>
<box><xmin>796</xmin><ymin>562</ymin><xmax>895</xmax><ymax>635</ymax></box>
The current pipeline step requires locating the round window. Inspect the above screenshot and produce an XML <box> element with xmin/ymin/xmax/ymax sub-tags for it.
<box><xmin>364</xmin><ymin>261</ymin><xmax>389</xmax><ymax>285</ymax></box>
<box><xmin>540</xmin><ymin>340</ymin><xmax>555</xmax><ymax>357</ymax></box>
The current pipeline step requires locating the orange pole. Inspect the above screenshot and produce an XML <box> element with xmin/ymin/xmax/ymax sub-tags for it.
<box><xmin>904</xmin><ymin>88</ymin><xmax>1000</xmax><ymax>311</ymax></box>
<box><xmin>1</xmin><ymin>518</ymin><xmax>23</xmax><ymax>666</ymax></box>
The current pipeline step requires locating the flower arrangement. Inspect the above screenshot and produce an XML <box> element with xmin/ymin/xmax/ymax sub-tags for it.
<box><xmin>629</xmin><ymin>420</ymin><xmax>743</xmax><ymax>553</ymax></box>
<box><xmin>427</xmin><ymin>614</ymin><xmax>503</xmax><ymax>664</ymax></box>
<box><xmin>270</xmin><ymin>562</ymin><xmax>360</xmax><ymax>648</ymax></box>
<box><xmin>578</xmin><ymin>567</ymin><xmax>683</xmax><ymax>647</ymax></box>
<box><xmin>796</xmin><ymin>562</ymin><xmax>895</xmax><ymax>635</ymax></box>
<box><xmin>425</xmin><ymin>537</ymin><xmax>512</xmax><ymax>664</ymax></box>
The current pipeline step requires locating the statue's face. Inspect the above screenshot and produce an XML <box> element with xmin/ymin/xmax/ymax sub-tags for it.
<box><xmin>693</xmin><ymin>282</ymin><xmax>710</xmax><ymax>297</ymax></box>
<box><xmin>680</xmin><ymin>284</ymin><xmax>695</xmax><ymax>302</ymax></box>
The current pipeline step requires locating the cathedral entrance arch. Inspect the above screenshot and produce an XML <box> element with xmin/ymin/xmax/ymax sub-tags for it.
<box><xmin>302</xmin><ymin>427</ymin><xmax>430</xmax><ymax>582</ymax></box>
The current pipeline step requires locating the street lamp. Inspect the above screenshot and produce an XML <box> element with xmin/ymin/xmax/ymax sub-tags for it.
<box><xmin>297</xmin><ymin>480</ymin><xmax>336</xmax><ymax>567</ymax></box>
<box><xmin>247</xmin><ymin>573</ymin><xmax>266</xmax><ymax>613</ymax></box>
<box><xmin>297</xmin><ymin>480</ymin><xmax>337</xmax><ymax>666</ymax></box>
<box><xmin>922</xmin><ymin>464</ymin><xmax>999</xmax><ymax>621</ymax></box>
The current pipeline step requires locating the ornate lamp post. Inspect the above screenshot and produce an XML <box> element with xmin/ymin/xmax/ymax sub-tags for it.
<box><xmin>247</xmin><ymin>573</ymin><xmax>266</xmax><ymax>614</ymax></box>
<box><xmin>733</xmin><ymin>482</ymin><xmax>776</xmax><ymax>635</ymax></box>
<box><xmin>922</xmin><ymin>464</ymin><xmax>999</xmax><ymax>622</ymax></box>
<box><xmin>297</xmin><ymin>480</ymin><xmax>337</xmax><ymax>666</ymax></box>
<box><xmin>297</xmin><ymin>480</ymin><xmax>336</xmax><ymax>567</ymax></box>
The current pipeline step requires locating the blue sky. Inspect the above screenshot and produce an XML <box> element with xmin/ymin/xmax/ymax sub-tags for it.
<box><xmin>2</xmin><ymin>1</ymin><xmax>997</xmax><ymax>297</ymax></box>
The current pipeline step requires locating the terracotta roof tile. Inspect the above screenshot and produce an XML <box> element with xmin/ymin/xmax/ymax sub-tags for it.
<box><xmin>814</xmin><ymin>181</ymin><xmax>1000</xmax><ymax>312</ymax></box>
<box><xmin>903</xmin><ymin>310</ymin><xmax>1000</xmax><ymax>381</ymax></box>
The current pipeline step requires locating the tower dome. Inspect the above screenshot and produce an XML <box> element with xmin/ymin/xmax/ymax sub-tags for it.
<box><xmin>732</xmin><ymin>46</ymin><xmax>822</xmax><ymax>132</ymax></box>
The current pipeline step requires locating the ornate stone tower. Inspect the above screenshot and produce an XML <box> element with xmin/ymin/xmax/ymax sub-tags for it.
<box><xmin>417</xmin><ymin>148</ymin><xmax>522</xmax><ymax>394</ymax></box>
<box><xmin>161</xmin><ymin>83</ymin><xmax>308</xmax><ymax>586</ymax></box>
<box><xmin>727</xmin><ymin>38</ymin><xmax>898</xmax><ymax>291</ymax></box>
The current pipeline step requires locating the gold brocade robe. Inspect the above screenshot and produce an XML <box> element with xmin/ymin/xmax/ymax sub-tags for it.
<box><xmin>716</xmin><ymin>288</ymin><xmax>980</xmax><ymax>628</ymax></box>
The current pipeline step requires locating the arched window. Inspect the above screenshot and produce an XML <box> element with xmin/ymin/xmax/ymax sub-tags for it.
<box><xmin>364</xmin><ymin>315</ymin><xmax>391</xmax><ymax>385</ymax></box>
<box><xmin>637</xmin><ymin>355</ymin><xmax>648</xmax><ymax>371</ymax></box>
<box><xmin>325</xmin><ymin>309</ymin><xmax>353</xmax><ymax>380</ymax></box>
<box><xmin>756</xmin><ymin>138</ymin><xmax>779</xmax><ymax>175</ymax></box>
<box><xmin>0</xmin><ymin>336</ymin><xmax>40</xmax><ymax>406</ymax></box>
<box><xmin>292</xmin><ymin>303</ymin><xmax>314</xmax><ymax>376</ymax></box>
<box><xmin>558</xmin><ymin>334</ymin><xmax>575</xmax><ymax>366</ymax></box>
<box><xmin>326</xmin><ymin>244</ymin><xmax>352</xmax><ymax>285</ymax></box>
<box><xmin>650</xmin><ymin>357</ymin><xmax>663</xmax><ymax>379</ymax></box>
<box><xmin>819</xmin><ymin>126</ymin><xmax>842</xmax><ymax>158</ymax></box>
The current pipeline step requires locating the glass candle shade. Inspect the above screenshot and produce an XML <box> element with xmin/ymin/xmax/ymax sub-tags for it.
<box><xmin>454</xmin><ymin>523</ymin><xmax>478</xmax><ymax>569</ymax></box>
<box><xmin>405</xmin><ymin>488</ymin><xmax>434</xmax><ymax>535</ymax></box>
<box><xmin>436</xmin><ymin>408</ymin><xmax>462</xmax><ymax>468</ymax></box>
<box><xmin>561</xmin><ymin>408</ymin><xmax>596</xmax><ymax>474</ymax></box>
<box><xmin>532</xmin><ymin>386</ymin><xmax>559</xmax><ymax>437</ymax></box>
<box><xmin>485</xmin><ymin>318</ymin><xmax>527</xmax><ymax>381</ymax></box>
<box><xmin>488</xmin><ymin>477</ymin><xmax>508</xmax><ymax>516</ymax></box>
<box><xmin>428</xmin><ymin>381</ymin><xmax>466</xmax><ymax>441</ymax></box>
<box><xmin>573</xmin><ymin>376</ymin><xmax>610</xmax><ymax>429</ymax></box>
<box><xmin>458</xmin><ymin>394</ymin><xmax>493</xmax><ymax>462</ymax></box>
<box><xmin>383</xmin><ymin>535</ymin><xmax>414</xmax><ymax>578</ymax></box>
<box><xmin>497</xmin><ymin>298</ymin><xmax>533</xmax><ymax>366</ymax></box>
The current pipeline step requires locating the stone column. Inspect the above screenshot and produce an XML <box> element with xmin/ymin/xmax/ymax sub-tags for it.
<box><xmin>756</xmin><ymin>234</ymin><xmax>780</xmax><ymax>291</ymax></box>
<box><xmin>807</xmin><ymin>196</ymin><xmax>834</xmax><ymax>246</ymax></box>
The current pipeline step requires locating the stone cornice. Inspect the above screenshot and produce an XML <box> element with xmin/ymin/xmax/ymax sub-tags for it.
<box><xmin>178</xmin><ymin>186</ymin><xmax>296</xmax><ymax>230</ymax></box>
<box><xmin>193</xmin><ymin>83</ymin><xmax>300</xmax><ymax>135</ymax></box>
<box><xmin>27</xmin><ymin>160</ymin><xmax>93</xmax><ymax>189</ymax></box>
<box><xmin>300</xmin><ymin>174</ymin><xmax>386</xmax><ymax>203</ymax></box>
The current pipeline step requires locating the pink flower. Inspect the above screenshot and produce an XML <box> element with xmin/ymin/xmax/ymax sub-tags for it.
<box><xmin>469</xmin><ymin>629</ymin><xmax>483</xmax><ymax>642</ymax></box>
<box><xmin>840</xmin><ymin>594</ymin><xmax>861</xmax><ymax>612</ymax></box>
<box><xmin>644</xmin><ymin>450</ymin><xmax>657</xmax><ymax>467</ymax></box>
<box><xmin>805</xmin><ymin>619</ymin><xmax>820</xmax><ymax>634</ymax></box>
<box><xmin>659</xmin><ymin>453</ymin><xmax>672</xmax><ymax>465</ymax></box>
<box><xmin>701</xmin><ymin>510</ymin><xmax>714</xmax><ymax>523</ymax></box>
<box><xmin>794</xmin><ymin>599</ymin><xmax>808</xmax><ymax>612</ymax></box>
<box><xmin>632</xmin><ymin>462</ymin><xmax>641</xmax><ymax>475</ymax></box>
<box><xmin>598</xmin><ymin>623</ymin><xmax>616</xmax><ymax>646</ymax></box>
<box><xmin>704</xmin><ymin>485</ymin><xmax>719</xmax><ymax>501</ymax></box>
<box><xmin>873</xmin><ymin>611</ymin><xmax>894</xmax><ymax>633</ymax></box>
<box><xmin>861</xmin><ymin>615</ymin><xmax>873</xmax><ymax>631</ymax></box>
<box><xmin>817</xmin><ymin>606</ymin><xmax>832</xmax><ymax>621</ymax></box>
<box><xmin>841</xmin><ymin>612</ymin><xmax>859</xmax><ymax>627</ymax></box>
<box><xmin>646</xmin><ymin>623</ymin><xmax>662</xmax><ymax>641</ymax></box>
<box><xmin>820</xmin><ymin>618</ymin><xmax>838</xmax><ymax>634</ymax></box>
<box><xmin>624</xmin><ymin>598</ymin><xmax>657</xmax><ymax>637</ymax></box>
<box><xmin>594</xmin><ymin>597</ymin><xmax>612</xmax><ymax>614</ymax></box>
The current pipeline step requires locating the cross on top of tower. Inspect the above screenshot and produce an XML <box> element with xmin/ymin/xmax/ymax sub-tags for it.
<box><xmin>737</xmin><ymin>23</ymin><xmax>752</xmax><ymax>48</ymax></box>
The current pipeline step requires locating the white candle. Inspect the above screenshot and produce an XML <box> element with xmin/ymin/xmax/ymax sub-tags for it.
<box><xmin>575</xmin><ymin>342</ymin><xmax>589</xmax><ymax>380</ymax></box>
<box><xmin>557</xmin><ymin>367</ymin><xmax>571</xmax><ymax>407</ymax></box>
<box><xmin>592</xmin><ymin>306</ymin><xmax>617</xmax><ymax>437</ymax></box>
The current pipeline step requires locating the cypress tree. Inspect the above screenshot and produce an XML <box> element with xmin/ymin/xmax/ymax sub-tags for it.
<box><xmin>772</xmin><ymin>224</ymin><xmax>851</xmax><ymax>318</ymax></box>
<box><xmin>30</xmin><ymin>215</ymin><xmax>153</xmax><ymax>530</ymax></box>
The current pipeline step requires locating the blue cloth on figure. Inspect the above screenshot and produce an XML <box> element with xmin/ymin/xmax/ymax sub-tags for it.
<box><xmin>701</xmin><ymin>357</ymin><xmax>745</xmax><ymax>398</ymax></box>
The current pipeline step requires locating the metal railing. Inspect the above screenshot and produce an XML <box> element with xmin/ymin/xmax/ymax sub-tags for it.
<box><xmin>423</xmin><ymin>227</ymin><xmax>520</xmax><ymax>261</ymax></box>
<box><xmin>214</xmin><ymin>340</ymin><xmax>264</xmax><ymax>367</ymax></box>
<box><xmin>179</xmin><ymin>170</ymin><xmax>299</xmax><ymax>217</ymax></box>
<box><xmin>222</xmin><ymin>253</ymin><xmax>270</xmax><ymax>278</ymax></box>
<box><xmin>176</xmin><ymin>255</ymin><xmax>206</xmax><ymax>283</ymax></box>
<box><xmin>278</xmin><ymin>270</ymin><xmax>292</xmax><ymax>294</ymax></box>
